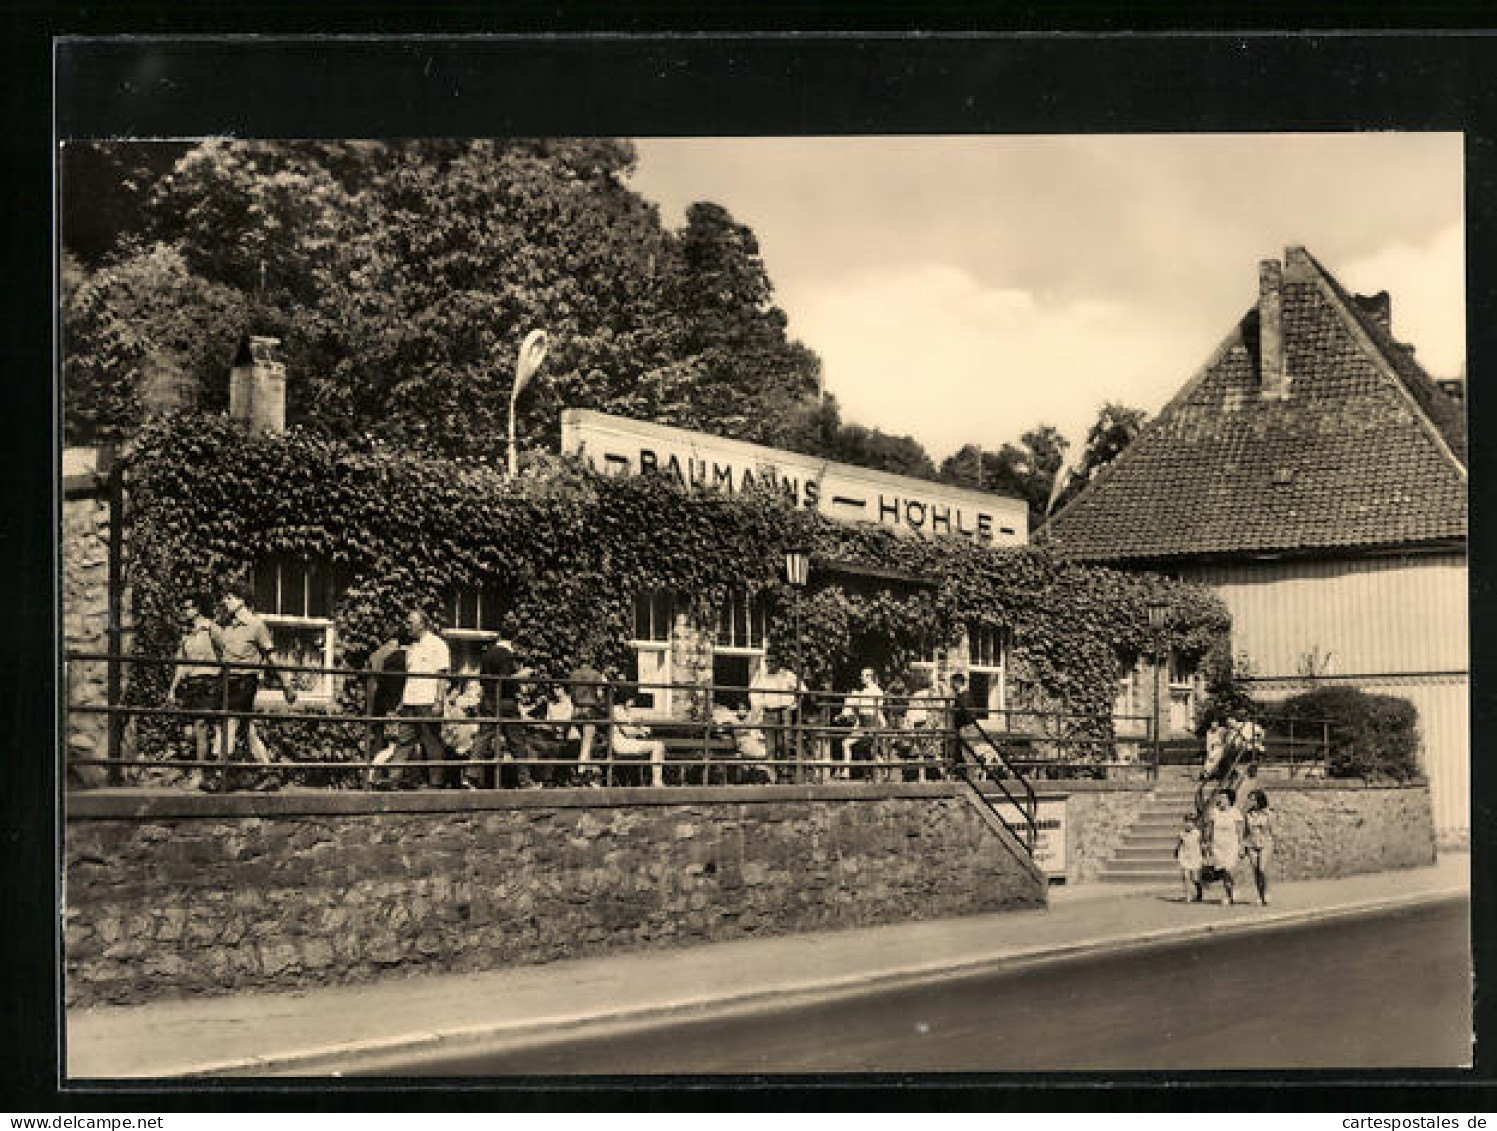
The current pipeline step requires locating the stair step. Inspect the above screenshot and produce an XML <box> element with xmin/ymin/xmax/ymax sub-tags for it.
<box><xmin>1097</xmin><ymin>872</ymin><xmax>1179</xmax><ymax>884</ymax></box>
<box><xmin>1123</xmin><ymin>834</ymin><xmax>1181</xmax><ymax>849</ymax></box>
<box><xmin>1112</xmin><ymin>846</ymin><xmax>1178</xmax><ymax>861</ymax></box>
<box><xmin>1104</xmin><ymin>857</ymin><xmax>1181</xmax><ymax>872</ymax></box>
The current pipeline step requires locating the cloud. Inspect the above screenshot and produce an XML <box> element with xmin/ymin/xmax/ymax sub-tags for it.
<box><xmin>783</xmin><ymin>264</ymin><xmax>1219</xmax><ymax>461</ymax></box>
<box><xmin>630</xmin><ymin>134</ymin><xmax>1465</xmax><ymax>458</ymax></box>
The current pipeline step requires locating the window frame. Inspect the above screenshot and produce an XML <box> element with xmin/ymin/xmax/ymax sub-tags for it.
<box><xmin>630</xmin><ymin>590</ymin><xmax>676</xmax><ymax>717</ymax></box>
<box><xmin>253</xmin><ymin>557</ymin><xmax>339</xmax><ymax>707</ymax></box>
<box><xmin>711</xmin><ymin>589</ymin><xmax>768</xmax><ymax>701</ymax></box>
<box><xmin>966</xmin><ymin>623</ymin><xmax>1010</xmax><ymax>716</ymax></box>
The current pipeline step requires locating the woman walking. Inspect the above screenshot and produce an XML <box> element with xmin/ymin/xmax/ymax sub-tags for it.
<box><xmin>1206</xmin><ymin>788</ymin><xmax>1245</xmax><ymax>906</ymax></box>
<box><xmin>1244</xmin><ymin>789</ymin><xmax>1275</xmax><ymax>906</ymax></box>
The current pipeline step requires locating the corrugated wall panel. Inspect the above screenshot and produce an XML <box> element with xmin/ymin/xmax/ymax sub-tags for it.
<box><xmin>1182</xmin><ymin>555</ymin><xmax>1467</xmax><ymax>679</ymax></box>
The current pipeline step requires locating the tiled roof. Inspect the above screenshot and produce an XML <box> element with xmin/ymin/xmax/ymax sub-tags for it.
<box><xmin>1041</xmin><ymin>247</ymin><xmax>1467</xmax><ymax>563</ymax></box>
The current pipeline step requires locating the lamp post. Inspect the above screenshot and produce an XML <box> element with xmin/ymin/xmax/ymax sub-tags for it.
<box><xmin>1146</xmin><ymin>602</ymin><xmax>1168</xmax><ymax>771</ymax></box>
<box><xmin>507</xmin><ymin>329</ymin><xmax>550</xmax><ymax>477</ymax></box>
<box><xmin>785</xmin><ymin>547</ymin><xmax>811</xmax><ymax>781</ymax></box>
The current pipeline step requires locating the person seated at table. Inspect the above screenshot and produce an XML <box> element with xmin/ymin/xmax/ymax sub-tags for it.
<box><xmin>609</xmin><ymin>684</ymin><xmax>666</xmax><ymax>788</ymax></box>
<box><xmin>903</xmin><ymin>677</ymin><xmax>946</xmax><ymax>782</ymax></box>
<box><xmin>439</xmin><ymin>677</ymin><xmax>482</xmax><ymax>789</ymax></box>
<box><xmin>714</xmin><ymin>699</ymin><xmax>770</xmax><ymax>785</ymax></box>
<box><xmin>532</xmin><ymin>681</ymin><xmax>580</xmax><ymax>785</ymax></box>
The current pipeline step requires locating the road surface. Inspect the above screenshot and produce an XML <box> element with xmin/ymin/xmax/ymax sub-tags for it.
<box><xmin>354</xmin><ymin>897</ymin><xmax>1471</xmax><ymax>1074</ymax></box>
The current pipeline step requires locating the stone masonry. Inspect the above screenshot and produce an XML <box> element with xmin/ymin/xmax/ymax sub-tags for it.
<box><xmin>1266</xmin><ymin>783</ymin><xmax>1437</xmax><ymax>879</ymax></box>
<box><xmin>64</xmin><ymin>786</ymin><xmax>1046</xmax><ymax>1007</ymax></box>
<box><xmin>63</xmin><ymin>486</ymin><xmax>114</xmax><ymax>786</ymax></box>
<box><xmin>1062</xmin><ymin>785</ymin><xmax>1153</xmax><ymax>883</ymax></box>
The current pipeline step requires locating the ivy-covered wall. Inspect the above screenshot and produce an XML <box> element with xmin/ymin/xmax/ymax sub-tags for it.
<box><xmin>118</xmin><ymin>415</ymin><xmax>1231</xmax><ymax>756</ymax></box>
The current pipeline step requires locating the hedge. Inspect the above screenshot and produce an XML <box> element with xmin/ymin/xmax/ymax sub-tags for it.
<box><xmin>1279</xmin><ymin>685</ymin><xmax>1423</xmax><ymax>782</ymax></box>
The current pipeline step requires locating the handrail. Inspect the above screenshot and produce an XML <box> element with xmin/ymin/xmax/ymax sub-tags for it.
<box><xmin>965</xmin><ymin>718</ymin><xmax>1039</xmax><ymax>852</ymax></box>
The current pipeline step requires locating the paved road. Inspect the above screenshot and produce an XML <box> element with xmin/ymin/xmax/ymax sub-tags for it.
<box><xmin>358</xmin><ymin>897</ymin><xmax>1471</xmax><ymax>1074</ymax></box>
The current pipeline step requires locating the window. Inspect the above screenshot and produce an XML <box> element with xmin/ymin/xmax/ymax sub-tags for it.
<box><xmin>1113</xmin><ymin>662</ymin><xmax>1149</xmax><ymax>737</ymax></box>
<box><xmin>712</xmin><ymin>590</ymin><xmax>767</xmax><ymax>705</ymax></box>
<box><xmin>442</xmin><ymin>584</ymin><xmax>508</xmax><ymax>677</ymax></box>
<box><xmin>252</xmin><ymin>556</ymin><xmax>340</xmax><ymax>704</ymax></box>
<box><xmin>629</xmin><ymin>590</ymin><xmax>675</xmax><ymax>715</ymax></box>
<box><xmin>967</xmin><ymin>623</ymin><xmax>1009</xmax><ymax>720</ymax></box>
<box><xmin>1167</xmin><ymin>651</ymin><xmax>1199</xmax><ymax>734</ymax></box>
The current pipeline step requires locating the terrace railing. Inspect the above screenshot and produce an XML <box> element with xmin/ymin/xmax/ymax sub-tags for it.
<box><xmin>63</xmin><ymin>650</ymin><xmax>1146</xmax><ymax>810</ymax></box>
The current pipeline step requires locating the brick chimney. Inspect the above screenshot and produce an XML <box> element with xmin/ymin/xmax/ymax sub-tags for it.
<box><xmin>1258</xmin><ymin>258</ymin><xmax>1288</xmax><ymax>400</ymax></box>
<box><xmin>228</xmin><ymin>334</ymin><xmax>286</xmax><ymax>435</ymax></box>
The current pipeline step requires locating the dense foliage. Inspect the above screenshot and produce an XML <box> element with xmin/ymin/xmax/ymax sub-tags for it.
<box><xmin>1279</xmin><ymin>685</ymin><xmax>1423</xmax><ymax>782</ymax></box>
<box><xmin>62</xmin><ymin>139</ymin><xmax>965</xmax><ymax>484</ymax></box>
<box><xmin>1048</xmin><ymin>401</ymin><xmax>1150</xmax><ymax>517</ymax></box>
<box><xmin>122</xmin><ymin>415</ymin><xmax>1232</xmax><ymax>766</ymax></box>
<box><xmin>939</xmin><ymin>425</ymin><xmax>1069</xmax><ymax>532</ymax></box>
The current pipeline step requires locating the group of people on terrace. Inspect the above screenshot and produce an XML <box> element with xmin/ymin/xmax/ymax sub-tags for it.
<box><xmin>160</xmin><ymin>588</ymin><xmax>1004</xmax><ymax>793</ymax></box>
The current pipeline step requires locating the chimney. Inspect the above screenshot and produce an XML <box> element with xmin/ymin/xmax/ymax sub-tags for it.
<box><xmin>1354</xmin><ymin>290</ymin><xmax>1392</xmax><ymax>331</ymax></box>
<box><xmin>228</xmin><ymin>334</ymin><xmax>287</xmax><ymax>435</ymax></box>
<box><xmin>1258</xmin><ymin>258</ymin><xmax>1288</xmax><ymax>400</ymax></box>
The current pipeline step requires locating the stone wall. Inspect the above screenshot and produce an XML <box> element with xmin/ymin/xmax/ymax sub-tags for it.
<box><xmin>63</xmin><ymin>481</ymin><xmax>113</xmax><ymax>786</ymax></box>
<box><xmin>1265</xmin><ymin>783</ymin><xmax>1437</xmax><ymax>879</ymax></box>
<box><xmin>1059</xmin><ymin>784</ymin><xmax>1153</xmax><ymax>883</ymax></box>
<box><xmin>64</xmin><ymin>784</ymin><xmax>1045</xmax><ymax>1007</ymax></box>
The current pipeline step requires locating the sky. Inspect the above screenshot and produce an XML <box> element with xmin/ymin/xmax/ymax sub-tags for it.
<box><xmin>629</xmin><ymin>134</ymin><xmax>1464</xmax><ymax>465</ymax></box>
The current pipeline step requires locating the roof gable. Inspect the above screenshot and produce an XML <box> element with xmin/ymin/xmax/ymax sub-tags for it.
<box><xmin>1042</xmin><ymin>247</ymin><xmax>1467</xmax><ymax>563</ymax></box>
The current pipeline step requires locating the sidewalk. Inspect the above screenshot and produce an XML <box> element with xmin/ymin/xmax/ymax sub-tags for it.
<box><xmin>66</xmin><ymin>854</ymin><xmax>1469</xmax><ymax>1079</ymax></box>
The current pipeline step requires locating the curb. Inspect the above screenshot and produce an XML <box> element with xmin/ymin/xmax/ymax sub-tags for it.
<box><xmin>108</xmin><ymin>886</ymin><xmax>1467</xmax><ymax>1079</ymax></box>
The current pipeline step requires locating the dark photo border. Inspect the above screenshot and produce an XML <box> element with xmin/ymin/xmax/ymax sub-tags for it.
<box><xmin>15</xmin><ymin>26</ymin><xmax>1497</xmax><ymax>1112</ymax></box>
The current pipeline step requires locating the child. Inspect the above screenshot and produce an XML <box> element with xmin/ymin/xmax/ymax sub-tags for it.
<box><xmin>1176</xmin><ymin>814</ymin><xmax>1204</xmax><ymax>903</ymax></box>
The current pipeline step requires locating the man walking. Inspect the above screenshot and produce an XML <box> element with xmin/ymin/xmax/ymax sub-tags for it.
<box><xmin>213</xmin><ymin>580</ymin><xmax>295</xmax><ymax>792</ymax></box>
<box><xmin>364</xmin><ymin>626</ymin><xmax>408</xmax><ymax>786</ymax></box>
<box><xmin>386</xmin><ymin>609</ymin><xmax>451</xmax><ymax>789</ymax></box>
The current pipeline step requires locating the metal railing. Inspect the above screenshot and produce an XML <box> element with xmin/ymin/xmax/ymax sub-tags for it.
<box><xmin>62</xmin><ymin>649</ymin><xmax>1147</xmax><ymax>802</ymax></box>
<box><xmin>954</xmin><ymin>718</ymin><xmax>1040</xmax><ymax>855</ymax></box>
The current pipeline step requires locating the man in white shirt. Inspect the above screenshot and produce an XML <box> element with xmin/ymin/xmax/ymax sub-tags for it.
<box><xmin>749</xmin><ymin>658</ymin><xmax>803</xmax><ymax>781</ymax></box>
<box><xmin>386</xmin><ymin>609</ymin><xmax>452</xmax><ymax>789</ymax></box>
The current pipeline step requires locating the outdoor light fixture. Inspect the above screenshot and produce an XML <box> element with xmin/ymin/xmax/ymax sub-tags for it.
<box><xmin>784</xmin><ymin>547</ymin><xmax>811</xmax><ymax>588</ymax></box>
<box><xmin>1147</xmin><ymin>602</ymin><xmax>1169</xmax><ymax>631</ymax></box>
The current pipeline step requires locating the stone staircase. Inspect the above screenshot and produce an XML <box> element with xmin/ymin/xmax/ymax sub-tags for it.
<box><xmin>1097</xmin><ymin>767</ymin><xmax>1202</xmax><ymax>885</ymax></box>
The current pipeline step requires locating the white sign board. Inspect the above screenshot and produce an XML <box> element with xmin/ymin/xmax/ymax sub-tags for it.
<box><xmin>993</xmin><ymin>796</ymin><xmax>1067</xmax><ymax>879</ymax></box>
<box><xmin>561</xmin><ymin>409</ymin><xmax>1028</xmax><ymax>545</ymax></box>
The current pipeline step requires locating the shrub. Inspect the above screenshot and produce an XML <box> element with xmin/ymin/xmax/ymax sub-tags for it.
<box><xmin>1278</xmin><ymin>685</ymin><xmax>1422</xmax><ymax>782</ymax></box>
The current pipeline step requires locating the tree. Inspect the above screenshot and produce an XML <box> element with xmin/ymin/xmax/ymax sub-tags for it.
<box><xmin>61</xmin><ymin>245</ymin><xmax>249</xmax><ymax>444</ymax></box>
<box><xmin>60</xmin><ymin>141</ymin><xmax>192</xmax><ymax>266</ymax></box>
<box><xmin>769</xmin><ymin>393</ymin><xmax>943</xmax><ymax>481</ymax></box>
<box><xmin>938</xmin><ymin>424</ymin><xmax>1069</xmax><ymax>531</ymax></box>
<box><xmin>1049</xmin><ymin>402</ymin><xmax>1149</xmax><ymax>515</ymax></box>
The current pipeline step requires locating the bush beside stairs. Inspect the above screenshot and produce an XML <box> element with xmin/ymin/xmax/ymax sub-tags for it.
<box><xmin>1097</xmin><ymin>766</ymin><xmax>1200</xmax><ymax>884</ymax></box>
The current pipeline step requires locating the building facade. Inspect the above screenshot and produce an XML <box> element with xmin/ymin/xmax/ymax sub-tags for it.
<box><xmin>1042</xmin><ymin>246</ymin><xmax>1469</xmax><ymax>840</ymax></box>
